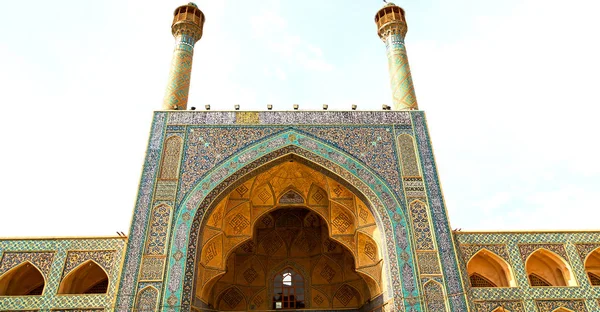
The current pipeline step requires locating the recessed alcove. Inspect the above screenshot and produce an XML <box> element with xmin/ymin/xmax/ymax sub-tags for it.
<box><xmin>525</xmin><ymin>249</ymin><xmax>576</xmax><ymax>287</ymax></box>
<box><xmin>0</xmin><ymin>261</ymin><xmax>45</xmax><ymax>296</ymax></box>
<box><xmin>467</xmin><ymin>249</ymin><xmax>516</xmax><ymax>287</ymax></box>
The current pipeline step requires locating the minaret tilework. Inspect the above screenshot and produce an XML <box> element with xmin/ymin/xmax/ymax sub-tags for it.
<box><xmin>162</xmin><ymin>3</ymin><xmax>205</xmax><ymax>110</ymax></box>
<box><xmin>376</xmin><ymin>3</ymin><xmax>419</xmax><ymax>110</ymax></box>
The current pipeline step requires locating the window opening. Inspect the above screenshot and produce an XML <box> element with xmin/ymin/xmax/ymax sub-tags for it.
<box><xmin>469</xmin><ymin>273</ymin><xmax>497</xmax><ymax>287</ymax></box>
<box><xmin>273</xmin><ymin>268</ymin><xmax>305</xmax><ymax>309</ymax></box>
<box><xmin>529</xmin><ymin>273</ymin><xmax>552</xmax><ymax>286</ymax></box>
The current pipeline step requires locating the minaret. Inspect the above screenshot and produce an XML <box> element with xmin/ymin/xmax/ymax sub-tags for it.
<box><xmin>375</xmin><ymin>3</ymin><xmax>418</xmax><ymax>110</ymax></box>
<box><xmin>162</xmin><ymin>3</ymin><xmax>205</xmax><ymax>110</ymax></box>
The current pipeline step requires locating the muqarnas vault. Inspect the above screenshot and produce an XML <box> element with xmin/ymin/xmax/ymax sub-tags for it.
<box><xmin>1</xmin><ymin>2</ymin><xmax>599</xmax><ymax>312</ymax></box>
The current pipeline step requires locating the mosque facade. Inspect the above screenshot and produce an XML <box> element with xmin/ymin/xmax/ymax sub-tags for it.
<box><xmin>0</xmin><ymin>3</ymin><xmax>599</xmax><ymax>312</ymax></box>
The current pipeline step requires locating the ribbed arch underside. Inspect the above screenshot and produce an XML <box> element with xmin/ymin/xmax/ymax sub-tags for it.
<box><xmin>193</xmin><ymin>154</ymin><xmax>387</xmax><ymax>310</ymax></box>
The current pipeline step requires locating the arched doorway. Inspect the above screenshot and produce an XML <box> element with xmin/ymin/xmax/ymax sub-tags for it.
<box><xmin>194</xmin><ymin>159</ymin><xmax>383</xmax><ymax>310</ymax></box>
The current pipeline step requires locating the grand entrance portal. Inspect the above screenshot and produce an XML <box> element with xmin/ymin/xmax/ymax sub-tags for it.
<box><xmin>194</xmin><ymin>158</ymin><xmax>386</xmax><ymax>310</ymax></box>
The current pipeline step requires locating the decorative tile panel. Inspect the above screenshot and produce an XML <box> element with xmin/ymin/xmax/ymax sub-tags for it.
<box><xmin>473</xmin><ymin>300</ymin><xmax>524</xmax><ymax>312</ymax></box>
<box><xmin>409</xmin><ymin>200</ymin><xmax>434</xmax><ymax>250</ymax></box>
<box><xmin>0</xmin><ymin>252</ymin><xmax>54</xmax><ymax>277</ymax></box>
<box><xmin>518</xmin><ymin>243</ymin><xmax>569</xmax><ymax>262</ymax></box>
<box><xmin>62</xmin><ymin>250</ymin><xmax>116</xmax><ymax>278</ymax></box>
<box><xmin>535</xmin><ymin>299</ymin><xmax>587</xmax><ymax>312</ymax></box>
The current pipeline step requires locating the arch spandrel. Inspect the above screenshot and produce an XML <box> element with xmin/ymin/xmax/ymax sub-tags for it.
<box><xmin>163</xmin><ymin>131</ymin><xmax>418</xmax><ymax>312</ymax></box>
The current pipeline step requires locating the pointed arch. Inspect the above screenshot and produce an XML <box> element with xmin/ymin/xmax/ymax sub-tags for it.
<box><xmin>134</xmin><ymin>286</ymin><xmax>159</xmax><ymax>311</ymax></box>
<box><xmin>467</xmin><ymin>249</ymin><xmax>516</xmax><ymax>287</ymax></box>
<box><xmin>525</xmin><ymin>248</ymin><xmax>576</xmax><ymax>286</ymax></box>
<box><xmin>0</xmin><ymin>261</ymin><xmax>45</xmax><ymax>296</ymax></box>
<box><xmin>165</xmin><ymin>139</ymin><xmax>414</xmax><ymax>311</ymax></box>
<box><xmin>58</xmin><ymin>259</ymin><xmax>109</xmax><ymax>294</ymax></box>
<box><xmin>272</xmin><ymin>267</ymin><xmax>306</xmax><ymax>309</ymax></box>
<box><xmin>584</xmin><ymin>247</ymin><xmax>600</xmax><ymax>286</ymax></box>
<box><xmin>423</xmin><ymin>280</ymin><xmax>448</xmax><ymax>312</ymax></box>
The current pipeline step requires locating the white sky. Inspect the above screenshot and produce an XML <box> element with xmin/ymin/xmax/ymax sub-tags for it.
<box><xmin>0</xmin><ymin>0</ymin><xmax>598</xmax><ymax>237</ymax></box>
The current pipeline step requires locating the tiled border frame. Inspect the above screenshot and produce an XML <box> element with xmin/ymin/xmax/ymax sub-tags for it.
<box><xmin>165</xmin><ymin>132</ymin><xmax>418</xmax><ymax>311</ymax></box>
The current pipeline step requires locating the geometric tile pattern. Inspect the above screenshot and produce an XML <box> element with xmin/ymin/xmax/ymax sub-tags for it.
<box><xmin>0</xmin><ymin>252</ymin><xmax>54</xmax><ymax>277</ymax></box>
<box><xmin>320</xmin><ymin>264</ymin><xmax>337</xmax><ymax>283</ymax></box>
<box><xmin>163</xmin><ymin>33</ymin><xmax>197</xmax><ymax>111</ymax></box>
<box><xmin>518</xmin><ymin>243</ymin><xmax>569</xmax><ymax>263</ymax></box>
<box><xmin>331</xmin><ymin>212</ymin><xmax>352</xmax><ymax>234</ymax></box>
<box><xmin>335</xmin><ymin>284</ymin><xmax>357</xmax><ymax>307</ymax></box>
<box><xmin>460</xmin><ymin>244</ymin><xmax>510</xmax><ymax>263</ymax></box>
<box><xmin>0</xmin><ymin>237</ymin><xmax>126</xmax><ymax>311</ymax></box>
<box><xmin>575</xmin><ymin>243</ymin><xmax>600</xmax><ymax>263</ymax></box>
<box><xmin>300</xmin><ymin>126</ymin><xmax>403</xmax><ymax>198</ymax></box>
<box><xmin>221</xmin><ymin>287</ymin><xmax>244</xmax><ymax>308</ymax></box>
<box><xmin>385</xmin><ymin>34</ymin><xmax>418</xmax><ymax>110</ymax></box>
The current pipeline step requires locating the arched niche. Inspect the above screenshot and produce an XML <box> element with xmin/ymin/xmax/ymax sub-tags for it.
<box><xmin>584</xmin><ymin>248</ymin><xmax>600</xmax><ymax>286</ymax></box>
<box><xmin>492</xmin><ymin>308</ymin><xmax>511</xmax><ymax>312</ymax></box>
<box><xmin>525</xmin><ymin>249</ymin><xmax>576</xmax><ymax>286</ymax></box>
<box><xmin>58</xmin><ymin>260</ymin><xmax>109</xmax><ymax>294</ymax></box>
<box><xmin>467</xmin><ymin>249</ymin><xmax>516</xmax><ymax>287</ymax></box>
<box><xmin>0</xmin><ymin>261</ymin><xmax>45</xmax><ymax>296</ymax></box>
<box><xmin>423</xmin><ymin>280</ymin><xmax>447</xmax><ymax>312</ymax></box>
<box><xmin>553</xmin><ymin>308</ymin><xmax>574</xmax><ymax>312</ymax></box>
<box><xmin>194</xmin><ymin>157</ymin><xmax>387</xmax><ymax>309</ymax></box>
<box><xmin>201</xmin><ymin>207</ymin><xmax>373</xmax><ymax>310</ymax></box>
